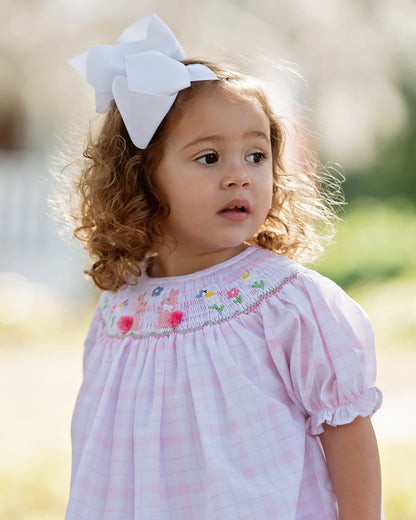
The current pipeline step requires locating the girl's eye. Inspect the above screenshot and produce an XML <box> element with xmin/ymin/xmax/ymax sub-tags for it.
<box><xmin>246</xmin><ymin>151</ymin><xmax>266</xmax><ymax>164</ymax></box>
<box><xmin>196</xmin><ymin>152</ymin><xmax>218</xmax><ymax>165</ymax></box>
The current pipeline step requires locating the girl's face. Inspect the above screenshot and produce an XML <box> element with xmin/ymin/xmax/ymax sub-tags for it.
<box><xmin>153</xmin><ymin>86</ymin><xmax>274</xmax><ymax>266</ymax></box>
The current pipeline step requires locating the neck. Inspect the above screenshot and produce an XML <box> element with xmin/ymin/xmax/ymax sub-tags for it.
<box><xmin>149</xmin><ymin>242</ymin><xmax>249</xmax><ymax>278</ymax></box>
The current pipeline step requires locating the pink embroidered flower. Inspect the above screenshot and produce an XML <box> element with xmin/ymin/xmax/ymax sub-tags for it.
<box><xmin>227</xmin><ymin>288</ymin><xmax>239</xmax><ymax>299</ymax></box>
<box><xmin>117</xmin><ymin>315</ymin><xmax>133</xmax><ymax>334</ymax></box>
<box><xmin>168</xmin><ymin>310</ymin><xmax>183</xmax><ymax>329</ymax></box>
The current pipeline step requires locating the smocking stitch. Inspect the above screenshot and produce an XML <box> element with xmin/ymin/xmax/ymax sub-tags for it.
<box><xmin>99</xmin><ymin>270</ymin><xmax>302</xmax><ymax>339</ymax></box>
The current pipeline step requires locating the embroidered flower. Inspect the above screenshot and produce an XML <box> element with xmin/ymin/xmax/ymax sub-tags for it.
<box><xmin>227</xmin><ymin>288</ymin><xmax>239</xmax><ymax>299</ymax></box>
<box><xmin>205</xmin><ymin>291</ymin><xmax>215</xmax><ymax>297</ymax></box>
<box><xmin>152</xmin><ymin>286</ymin><xmax>164</xmax><ymax>297</ymax></box>
<box><xmin>117</xmin><ymin>315</ymin><xmax>133</xmax><ymax>334</ymax></box>
<box><xmin>242</xmin><ymin>273</ymin><xmax>250</xmax><ymax>279</ymax></box>
<box><xmin>168</xmin><ymin>310</ymin><xmax>183</xmax><ymax>329</ymax></box>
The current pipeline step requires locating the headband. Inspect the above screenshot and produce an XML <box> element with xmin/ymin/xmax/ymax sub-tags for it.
<box><xmin>68</xmin><ymin>13</ymin><xmax>218</xmax><ymax>148</ymax></box>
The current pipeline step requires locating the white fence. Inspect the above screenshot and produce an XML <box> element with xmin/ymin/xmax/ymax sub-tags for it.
<box><xmin>0</xmin><ymin>152</ymin><xmax>90</xmax><ymax>299</ymax></box>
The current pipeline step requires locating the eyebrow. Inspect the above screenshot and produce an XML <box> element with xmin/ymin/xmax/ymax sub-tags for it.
<box><xmin>182</xmin><ymin>130</ymin><xmax>270</xmax><ymax>150</ymax></box>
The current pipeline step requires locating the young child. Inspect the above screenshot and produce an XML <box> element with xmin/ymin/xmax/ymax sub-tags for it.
<box><xmin>65</xmin><ymin>13</ymin><xmax>382</xmax><ymax>520</ymax></box>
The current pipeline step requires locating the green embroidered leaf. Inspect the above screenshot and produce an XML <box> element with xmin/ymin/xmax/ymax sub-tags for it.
<box><xmin>209</xmin><ymin>304</ymin><xmax>224</xmax><ymax>315</ymax></box>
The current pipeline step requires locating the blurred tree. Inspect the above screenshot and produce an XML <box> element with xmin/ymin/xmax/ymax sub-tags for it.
<box><xmin>344</xmin><ymin>81</ymin><xmax>416</xmax><ymax>204</ymax></box>
<box><xmin>0</xmin><ymin>55</ymin><xmax>27</xmax><ymax>149</ymax></box>
<box><xmin>0</xmin><ymin>101</ymin><xmax>26</xmax><ymax>150</ymax></box>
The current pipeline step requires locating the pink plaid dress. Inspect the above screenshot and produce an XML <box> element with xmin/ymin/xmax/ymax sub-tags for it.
<box><xmin>66</xmin><ymin>246</ymin><xmax>382</xmax><ymax>519</ymax></box>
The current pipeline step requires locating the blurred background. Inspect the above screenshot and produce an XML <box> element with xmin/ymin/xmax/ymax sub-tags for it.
<box><xmin>1</xmin><ymin>0</ymin><xmax>415</xmax><ymax>518</ymax></box>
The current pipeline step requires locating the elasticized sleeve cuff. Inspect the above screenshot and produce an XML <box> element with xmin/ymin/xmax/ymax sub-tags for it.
<box><xmin>307</xmin><ymin>387</ymin><xmax>383</xmax><ymax>435</ymax></box>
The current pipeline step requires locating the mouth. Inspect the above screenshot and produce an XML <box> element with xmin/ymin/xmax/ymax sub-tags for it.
<box><xmin>218</xmin><ymin>199</ymin><xmax>250</xmax><ymax>215</ymax></box>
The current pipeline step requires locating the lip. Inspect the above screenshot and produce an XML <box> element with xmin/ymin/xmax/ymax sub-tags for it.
<box><xmin>218</xmin><ymin>199</ymin><xmax>251</xmax><ymax>213</ymax></box>
<box><xmin>218</xmin><ymin>199</ymin><xmax>251</xmax><ymax>222</ymax></box>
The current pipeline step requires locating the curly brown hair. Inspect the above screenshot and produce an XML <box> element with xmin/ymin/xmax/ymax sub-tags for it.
<box><xmin>63</xmin><ymin>59</ymin><xmax>342</xmax><ymax>291</ymax></box>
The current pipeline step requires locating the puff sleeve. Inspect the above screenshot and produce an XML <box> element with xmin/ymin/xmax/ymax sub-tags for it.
<box><xmin>262</xmin><ymin>269</ymin><xmax>382</xmax><ymax>435</ymax></box>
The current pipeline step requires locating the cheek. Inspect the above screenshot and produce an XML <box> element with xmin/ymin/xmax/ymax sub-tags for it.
<box><xmin>167</xmin><ymin>187</ymin><xmax>209</xmax><ymax>221</ymax></box>
<box><xmin>172</xmin><ymin>176</ymin><xmax>212</xmax><ymax>205</ymax></box>
<box><xmin>261</xmin><ymin>171</ymin><xmax>274</xmax><ymax>206</ymax></box>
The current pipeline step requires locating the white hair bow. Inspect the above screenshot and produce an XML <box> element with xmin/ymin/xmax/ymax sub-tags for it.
<box><xmin>68</xmin><ymin>13</ymin><xmax>217</xmax><ymax>148</ymax></box>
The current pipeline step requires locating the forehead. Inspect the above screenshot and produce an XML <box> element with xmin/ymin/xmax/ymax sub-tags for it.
<box><xmin>166</xmin><ymin>86</ymin><xmax>270</xmax><ymax>146</ymax></box>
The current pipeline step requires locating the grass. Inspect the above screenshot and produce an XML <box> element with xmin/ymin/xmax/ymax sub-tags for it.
<box><xmin>0</xmin><ymin>462</ymin><xmax>67</xmax><ymax>520</ymax></box>
<box><xmin>314</xmin><ymin>197</ymin><xmax>416</xmax><ymax>288</ymax></box>
<box><xmin>1</xmin><ymin>199</ymin><xmax>415</xmax><ymax>519</ymax></box>
<box><xmin>317</xmin><ymin>199</ymin><xmax>416</xmax><ymax>518</ymax></box>
<box><xmin>349</xmin><ymin>274</ymin><xmax>416</xmax><ymax>354</ymax></box>
<box><xmin>380</xmin><ymin>444</ymin><xmax>416</xmax><ymax>520</ymax></box>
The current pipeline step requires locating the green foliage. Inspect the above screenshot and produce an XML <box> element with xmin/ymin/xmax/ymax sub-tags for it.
<box><xmin>314</xmin><ymin>198</ymin><xmax>416</xmax><ymax>288</ymax></box>
<box><xmin>344</xmin><ymin>82</ymin><xmax>416</xmax><ymax>204</ymax></box>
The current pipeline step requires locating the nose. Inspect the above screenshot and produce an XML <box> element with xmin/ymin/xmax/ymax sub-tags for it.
<box><xmin>220</xmin><ymin>161</ymin><xmax>251</xmax><ymax>189</ymax></box>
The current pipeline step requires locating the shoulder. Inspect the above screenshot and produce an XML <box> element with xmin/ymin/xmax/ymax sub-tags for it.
<box><xmin>251</xmin><ymin>248</ymin><xmax>373</xmax><ymax>333</ymax></box>
<box><xmin>233</xmin><ymin>247</ymin><xmax>304</xmax><ymax>295</ymax></box>
<box><xmin>252</xmin><ymin>248</ymin><xmax>359</xmax><ymax>306</ymax></box>
<box><xmin>242</xmin><ymin>247</ymin><xmax>347</xmax><ymax>309</ymax></box>
<box><xmin>258</xmin><ymin>254</ymin><xmax>375</xmax><ymax>356</ymax></box>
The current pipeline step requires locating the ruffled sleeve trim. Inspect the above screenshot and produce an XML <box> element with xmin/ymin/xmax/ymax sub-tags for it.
<box><xmin>307</xmin><ymin>387</ymin><xmax>383</xmax><ymax>435</ymax></box>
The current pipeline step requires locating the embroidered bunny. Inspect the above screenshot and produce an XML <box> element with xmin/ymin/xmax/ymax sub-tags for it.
<box><xmin>156</xmin><ymin>289</ymin><xmax>182</xmax><ymax>328</ymax></box>
<box><xmin>132</xmin><ymin>293</ymin><xmax>148</xmax><ymax>330</ymax></box>
<box><xmin>117</xmin><ymin>294</ymin><xmax>147</xmax><ymax>334</ymax></box>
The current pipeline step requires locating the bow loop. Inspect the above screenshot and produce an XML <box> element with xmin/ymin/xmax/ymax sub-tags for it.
<box><xmin>115</xmin><ymin>13</ymin><xmax>185</xmax><ymax>60</ymax></box>
<box><xmin>86</xmin><ymin>45</ymin><xmax>124</xmax><ymax>111</ymax></box>
<box><xmin>68</xmin><ymin>13</ymin><xmax>218</xmax><ymax>148</ymax></box>
<box><xmin>125</xmin><ymin>51</ymin><xmax>190</xmax><ymax>96</ymax></box>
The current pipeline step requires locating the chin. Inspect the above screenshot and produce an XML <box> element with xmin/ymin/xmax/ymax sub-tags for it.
<box><xmin>220</xmin><ymin>232</ymin><xmax>256</xmax><ymax>247</ymax></box>
<box><xmin>213</xmin><ymin>239</ymin><xmax>252</xmax><ymax>251</ymax></box>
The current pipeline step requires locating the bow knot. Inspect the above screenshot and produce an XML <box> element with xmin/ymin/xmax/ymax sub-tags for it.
<box><xmin>69</xmin><ymin>13</ymin><xmax>217</xmax><ymax>148</ymax></box>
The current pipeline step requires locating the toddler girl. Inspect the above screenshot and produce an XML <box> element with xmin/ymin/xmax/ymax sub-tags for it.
<box><xmin>65</xmin><ymin>13</ymin><xmax>382</xmax><ymax>519</ymax></box>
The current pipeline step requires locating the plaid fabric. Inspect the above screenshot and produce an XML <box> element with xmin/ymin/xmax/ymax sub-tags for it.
<box><xmin>66</xmin><ymin>247</ymin><xmax>382</xmax><ymax>519</ymax></box>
